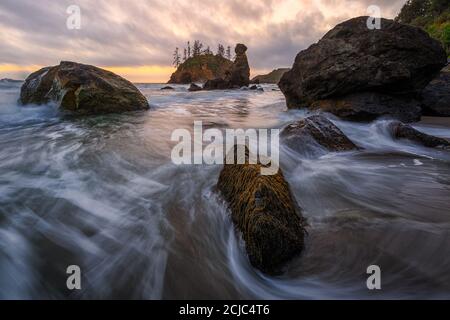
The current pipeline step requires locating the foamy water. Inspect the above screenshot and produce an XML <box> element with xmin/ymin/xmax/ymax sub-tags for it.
<box><xmin>1</xmin><ymin>82</ymin><xmax>450</xmax><ymax>299</ymax></box>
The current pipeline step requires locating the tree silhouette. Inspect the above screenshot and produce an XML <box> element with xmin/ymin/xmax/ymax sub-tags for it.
<box><xmin>226</xmin><ymin>46</ymin><xmax>231</xmax><ymax>60</ymax></box>
<box><xmin>173</xmin><ymin>47</ymin><xmax>181</xmax><ymax>67</ymax></box>
<box><xmin>187</xmin><ymin>41</ymin><xmax>191</xmax><ymax>58</ymax></box>
<box><xmin>183</xmin><ymin>48</ymin><xmax>187</xmax><ymax>61</ymax></box>
<box><xmin>217</xmin><ymin>44</ymin><xmax>225</xmax><ymax>57</ymax></box>
<box><xmin>193</xmin><ymin>40</ymin><xmax>203</xmax><ymax>56</ymax></box>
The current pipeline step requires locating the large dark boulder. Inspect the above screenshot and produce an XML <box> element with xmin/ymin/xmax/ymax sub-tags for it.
<box><xmin>281</xmin><ymin>115</ymin><xmax>358</xmax><ymax>152</ymax></box>
<box><xmin>217</xmin><ymin>146</ymin><xmax>306</xmax><ymax>275</ymax></box>
<box><xmin>421</xmin><ymin>65</ymin><xmax>450</xmax><ymax>117</ymax></box>
<box><xmin>279</xmin><ymin>16</ymin><xmax>447</xmax><ymax>122</ymax></box>
<box><xmin>388</xmin><ymin>121</ymin><xmax>450</xmax><ymax>149</ymax></box>
<box><xmin>20</xmin><ymin>61</ymin><xmax>149</xmax><ymax>114</ymax></box>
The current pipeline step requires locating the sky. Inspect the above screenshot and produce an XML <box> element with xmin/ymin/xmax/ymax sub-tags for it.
<box><xmin>0</xmin><ymin>0</ymin><xmax>407</xmax><ymax>83</ymax></box>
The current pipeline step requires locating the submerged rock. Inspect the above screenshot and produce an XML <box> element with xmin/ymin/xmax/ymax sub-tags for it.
<box><xmin>421</xmin><ymin>65</ymin><xmax>450</xmax><ymax>117</ymax></box>
<box><xmin>188</xmin><ymin>83</ymin><xmax>202</xmax><ymax>92</ymax></box>
<box><xmin>217</xmin><ymin>146</ymin><xmax>306</xmax><ymax>275</ymax></box>
<box><xmin>281</xmin><ymin>115</ymin><xmax>358</xmax><ymax>152</ymax></box>
<box><xmin>161</xmin><ymin>86</ymin><xmax>174</xmax><ymax>90</ymax></box>
<box><xmin>388</xmin><ymin>121</ymin><xmax>450</xmax><ymax>149</ymax></box>
<box><xmin>20</xmin><ymin>61</ymin><xmax>149</xmax><ymax>114</ymax></box>
<box><xmin>279</xmin><ymin>16</ymin><xmax>447</xmax><ymax>121</ymax></box>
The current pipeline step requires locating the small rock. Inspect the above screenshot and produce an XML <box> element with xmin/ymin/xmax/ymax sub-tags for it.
<box><xmin>188</xmin><ymin>83</ymin><xmax>202</xmax><ymax>92</ymax></box>
<box><xmin>281</xmin><ymin>115</ymin><xmax>358</xmax><ymax>152</ymax></box>
<box><xmin>388</xmin><ymin>121</ymin><xmax>450</xmax><ymax>149</ymax></box>
<box><xmin>161</xmin><ymin>86</ymin><xmax>174</xmax><ymax>90</ymax></box>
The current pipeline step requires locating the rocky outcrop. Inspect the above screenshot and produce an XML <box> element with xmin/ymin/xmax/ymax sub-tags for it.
<box><xmin>281</xmin><ymin>115</ymin><xmax>358</xmax><ymax>152</ymax></box>
<box><xmin>279</xmin><ymin>16</ymin><xmax>447</xmax><ymax>122</ymax></box>
<box><xmin>217</xmin><ymin>146</ymin><xmax>306</xmax><ymax>275</ymax></box>
<box><xmin>168</xmin><ymin>54</ymin><xmax>233</xmax><ymax>84</ymax></box>
<box><xmin>388</xmin><ymin>121</ymin><xmax>450</xmax><ymax>149</ymax></box>
<box><xmin>251</xmin><ymin>68</ymin><xmax>290</xmax><ymax>84</ymax></box>
<box><xmin>225</xmin><ymin>44</ymin><xmax>250</xmax><ymax>87</ymax></box>
<box><xmin>20</xmin><ymin>61</ymin><xmax>149</xmax><ymax>114</ymax></box>
<box><xmin>188</xmin><ymin>83</ymin><xmax>202</xmax><ymax>92</ymax></box>
<box><xmin>421</xmin><ymin>65</ymin><xmax>450</xmax><ymax>117</ymax></box>
<box><xmin>203</xmin><ymin>44</ymin><xmax>250</xmax><ymax>90</ymax></box>
<box><xmin>203</xmin><ymin>78</ymin><xmax>230</xmax><ymax>90</ymax></box>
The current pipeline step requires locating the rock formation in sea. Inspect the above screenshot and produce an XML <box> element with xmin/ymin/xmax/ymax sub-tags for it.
<box><xmin>421</xmin><ymin>65</ymin><xmax>450</xmax><ymax>117</ymax></box>
<box><xmin>251</xmin><ymin>68</ymin><xmax>290</xmax><ymax>84</ymax></box>
<box><xmin>168</xmin><ymin>54</ymin><xmax>233</xmax><ymax>84</ymax></box>
<box><xmin>388</xmin><ymin>121</ymin><xmax>450</xmax><ymax>149</ymax></box>
<box><xmin>281</xmin><ymin>115</ymin><xmax>359</xmax><ymax>152</ymax></box>
<box><xmin>203</xmin><ymin>44</ymin><xmax>250</xmax><ymax>90</ymax></box>
<box><xmin>20</xmin><ymin>61</ymin><xmax>149</xmax><ymax>115</ymax></box>
<box><xmin>188</xmin><ymin>83</ymin><xmax>202</xmax><ymax>92</ymax></box>
<box><xmin>279</xmin><ymin>16</ymin><xmax>447</xmax><ymax>122</ymax></box>
<box><xmin>217</xmin><ymin>145</ymin><xmax>306</xmax><ymax>275</ymax></box>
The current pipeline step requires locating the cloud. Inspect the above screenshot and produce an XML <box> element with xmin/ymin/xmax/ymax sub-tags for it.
<box><xmin>0</xmin><ymin>0</ymin><xmax>407</xmax><ymax>81</ymax></box>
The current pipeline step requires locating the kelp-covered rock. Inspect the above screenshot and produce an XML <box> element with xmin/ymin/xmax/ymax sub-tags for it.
<box><xmin>388</xmin><ymin>121</ymin><xmax>450</xmax><ymax>149</ymax></box>
<box><xmin>279</xmin><ymin>16</ymin><xmax>447</xmax><ymax>121</ymax></box>
<box><xmin>20</xmin><ymin>61</ymin><xmax>149</xmax><ymax>114</ymax></box>
<box><xmin>281</xmin><ymin>115</ymin><xmax>358</xmax><ymax>152</ymax></box>
<box><xmin>217</xmin><ymin>146</ymin><xmax>306</xmax><ymax>274</ymax></box>
<box><xmin>422</xmin><ymin>65</ymin><xmax>450</xmax><ymax>117</ymax></box>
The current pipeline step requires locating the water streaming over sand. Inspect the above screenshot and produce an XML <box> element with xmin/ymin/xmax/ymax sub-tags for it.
<box><xmin>1</xmin><ymin>82</ymin><xmax>450</xmax><ymax>299</ymax></box>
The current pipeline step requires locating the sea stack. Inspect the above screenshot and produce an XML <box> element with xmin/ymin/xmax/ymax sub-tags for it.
<box><xmin>204</xmin><ymin>44</ymin><xmax>250</xmax><ymax>90</ymax></box>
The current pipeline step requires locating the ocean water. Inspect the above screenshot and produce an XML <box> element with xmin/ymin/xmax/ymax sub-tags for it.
<box><xmin>1</xmin><ymin>82</ymin><xmax>450</xmax><ymax>299</ymax></box>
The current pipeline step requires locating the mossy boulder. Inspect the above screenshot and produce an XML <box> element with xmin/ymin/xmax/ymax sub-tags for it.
<box><xmin>20</xmin><ymin>61</ymin><xmax>149</xmax><ymax>115</ymax></box>
<box><xmin>217</xmin><ymin>146</ymin><xmax>306</xmax><ymax>275</ymax></box>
